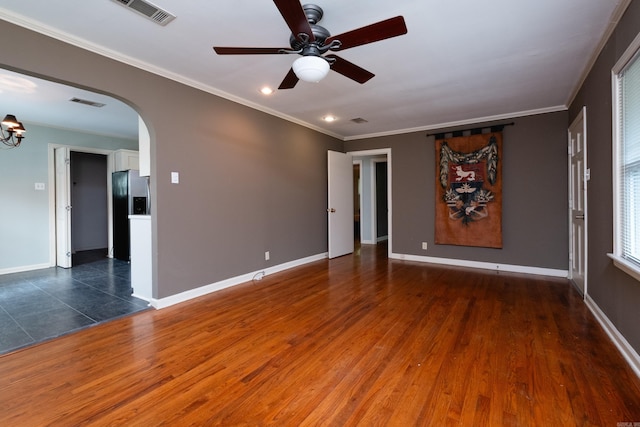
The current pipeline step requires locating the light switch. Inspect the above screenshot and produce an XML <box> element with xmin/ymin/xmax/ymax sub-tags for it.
<box><xmin>171</xmin><ymin>172</ymin><xmax>179</xmax><ymax>184</ymax></box>
<box><xmin>35</xmin><ymin>183</ymin><xmax>45</xmax><ymax>191</ymax></box>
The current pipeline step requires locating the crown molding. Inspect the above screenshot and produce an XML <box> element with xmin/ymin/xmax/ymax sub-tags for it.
<box><xmin>343</xmin><ymin>105</ymin><xmax>568</xmax><ymax>141</ymax></box>
<box><xmin>0</xmin><ymin>8</ymin><xmax>344</xmax><ymax>141</ymax></box>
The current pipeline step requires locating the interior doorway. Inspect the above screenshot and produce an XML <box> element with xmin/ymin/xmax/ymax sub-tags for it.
<box><xmin>353</xmin><ymin>162</ymin><xmax>361</xmax><ymax>241</ymax></box>
<box><xmin>51</xmin><ymin>145</ymin><xmax>116</xmax><ymax>268</ymax></box>
<box><xmin>70</xmin><ymin>152</ymin><xmax>109</xmax><ymax>265</ymax></box>
<box><xmin>374</xmin><ymin>160</ymin><xmax>388</xmax><ymax>242</ymax></box>
<box><xmin>349</xmin><ymin>149</ymin><xmax>392</xmax><ymax>257</ymax></box>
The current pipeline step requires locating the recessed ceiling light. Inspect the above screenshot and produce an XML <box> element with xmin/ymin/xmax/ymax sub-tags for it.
<box><xmin>259</xmin><ymin>86</ymin><xmax>274</xmax><ymax>95</ymax></box>
<box><xmin>323</xmin><ymin>115</ymin><xmax>337</xmax><ymax>122</ymax></box>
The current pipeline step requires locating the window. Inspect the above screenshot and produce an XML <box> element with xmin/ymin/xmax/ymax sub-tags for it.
<box><xmin>611</xmin><ymin>34</ymin><xmax>640</xmax><ymax>282</ymax></box>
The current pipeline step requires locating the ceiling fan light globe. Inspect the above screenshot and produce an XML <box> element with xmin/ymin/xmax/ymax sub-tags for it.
<box><xmin>292</xmin><ymin>56</ymin><xmax>329</xmax><ymax>83</ymax></box>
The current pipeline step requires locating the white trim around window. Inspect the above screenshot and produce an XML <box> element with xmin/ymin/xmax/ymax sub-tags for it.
<box><xmin>610</xmin><ymin>30</ymin><xmax>640</xmax><ymax>283</ymax></box>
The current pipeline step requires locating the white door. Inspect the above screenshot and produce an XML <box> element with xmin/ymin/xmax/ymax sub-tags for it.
<box><xmin>328</xmin><ymin>151</ymin><xmax>354</xmax><ymax>258</ymax></box>
<box><xmin>55</xmin><ymin>146</ymin><xmax>72</xmax><ymax>268</ymax></box>
<box><xmin>568</xmin><ymin>107</ymin><xmax>587</xmax><ymax>296</ymax></box>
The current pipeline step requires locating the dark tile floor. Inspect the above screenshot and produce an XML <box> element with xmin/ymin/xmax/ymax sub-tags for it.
<box><xmin>0</xmin><ymin>250</ymin><xmax>150</xmax><ymax>355</ymax></box>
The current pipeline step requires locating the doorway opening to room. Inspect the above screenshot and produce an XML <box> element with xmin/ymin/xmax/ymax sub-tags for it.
<box><xmin>351</xmin><ymin>149</ymin><xmax>391</xmax><ymax>257</ymax></box>
<box><xmin>327</xmin><ymin>149</ymin><xmax>391</xmax><ymax>259</ymax></box>
<box><xmin>69</xmin><ymin>151</ymin><xmax>109</xmax><ymax>265</ymax></box>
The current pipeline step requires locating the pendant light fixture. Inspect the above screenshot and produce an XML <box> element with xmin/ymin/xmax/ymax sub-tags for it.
<box><xmin>0</xmin><ymin>114</ymin><xmax>26</xmax><ymax>148</ymax></box>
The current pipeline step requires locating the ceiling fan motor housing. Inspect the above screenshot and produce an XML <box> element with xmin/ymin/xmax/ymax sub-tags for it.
<box><xmin>302</xmin><ymin>4</ymin><xmax>323</xmax><ymax>24</ymax></box>
<box><xmin>289</xmin><ymin>4</ymin><xmax>331</xmax><ymax>51</ymax></box>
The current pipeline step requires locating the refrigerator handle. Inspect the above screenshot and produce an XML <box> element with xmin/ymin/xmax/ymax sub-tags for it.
<box><xmin>145</xmin><ymin>177</ymin><xmax>151</xmax><ymax>215</ymax></box>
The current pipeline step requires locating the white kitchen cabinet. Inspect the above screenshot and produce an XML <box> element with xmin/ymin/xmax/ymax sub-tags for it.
<box><xmin>114</xmin><ymin>149</ymin><xmax>139</xmax><ymax>171</ymax></box>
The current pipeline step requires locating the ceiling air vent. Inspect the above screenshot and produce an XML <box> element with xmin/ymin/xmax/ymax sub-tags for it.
<box><xmin>111</xmin><ymin>0</ymin><xmax>176</xmax><ymax>26</ymax></box>
<box><xmin>70</xmin><ymin>97</ymin><xmax>106</xmax><ymax>108</ymax></box>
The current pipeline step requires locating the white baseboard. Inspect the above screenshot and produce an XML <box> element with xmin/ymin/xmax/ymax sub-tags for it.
<box><xmin>389</xmin><ymin>252</ymin><xmax>568</xmax><ymax>278</ymax></box>
<box><xmin>585</xmin><ymin>294</ymin><xmax>640</xmax><ymax>380</ymax></box>
<box><xmin>151</xmin><ymin>252</ymin><xmax>328</xmax><ymax>309</ymax></box>
<box><xmin>0</xmin><ymin>263</ymin><xmax>51</xmax><ymax>276</ymax></box>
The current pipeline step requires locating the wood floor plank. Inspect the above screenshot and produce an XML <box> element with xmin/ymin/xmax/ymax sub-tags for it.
<box><xmin>1</xmin><ymin>243</ymin><xmax>640</xmax><ymax>425</ymax></box>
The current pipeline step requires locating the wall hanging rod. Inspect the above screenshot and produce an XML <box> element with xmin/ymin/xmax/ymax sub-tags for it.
<box><xmin>427</xmin><ymin>122</ymin><xmax>514</xmax><ymax>139</ymax></box>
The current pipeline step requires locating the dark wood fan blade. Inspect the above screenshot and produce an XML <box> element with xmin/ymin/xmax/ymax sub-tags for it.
<box><xmin>325</xmin><ymin>16</ymin><xmax>407</xmax><ymax>51</ymax></box>
<box><xmin>326</xmin><ymin>55</ymin><xmax>375</xmax><ymax>84</ymax></box>
<box><xmin>213</xmin><ymin>47</ymin><xmax>289</xmax><ymax>55</ymax></box>
<box><xmin>273</xmin><ymin>0</ymin><xmax>315</xmax><ymax>42</ymax></box>
<box><xmin>278</xmin><ymin>68</ymin><xmax>299</xmax><ymax>89</ymax></box>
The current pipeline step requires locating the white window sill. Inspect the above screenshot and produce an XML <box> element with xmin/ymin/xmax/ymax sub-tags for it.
<box><xmin>608</xmin><ymin>253</ymin><xmax>640</xmax><ymax>283</ymax></box>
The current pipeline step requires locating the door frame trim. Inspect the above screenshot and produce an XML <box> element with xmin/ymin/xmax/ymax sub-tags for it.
<box><xmin>353</xmin><ymin>159</ymin><xmax>363</xmax><ymax>242</ymax></box>
<box><xmin>372</xmin><ymin>158</ymin><xmax>389</xmax><ymax>243</ymax></box>
<box><xmin>347</xmin><ymin>148</ymin><xmax>392</xmax><ymax>257</ymax></box>
<box><xmin>48</xmin><ymin>144</ymin><xmax>116</xmax><ymax>267</ymax></box>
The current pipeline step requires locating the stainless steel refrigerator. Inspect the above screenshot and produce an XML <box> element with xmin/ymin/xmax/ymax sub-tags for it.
<box><xmin>112</xmin><ymin>170</ymin><xmax>149</xmax><ymax>261</ymax></box>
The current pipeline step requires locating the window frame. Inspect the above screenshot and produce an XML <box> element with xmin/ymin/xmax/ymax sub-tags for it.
<box><xmin>609</xmin><ymin>31</ymin><xmax>640</xmax><ymax>283</ymax></box>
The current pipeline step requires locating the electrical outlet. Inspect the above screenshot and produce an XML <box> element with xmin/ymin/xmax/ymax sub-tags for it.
<box><xmin>422</xmin><ymin>242</ymin><xmax>428</xmax><ymax>250</ymax></box>
<box><xmin>265</xmin><ymin>251</ymin><xmax>270</xmax><ymax>261</ymax></box>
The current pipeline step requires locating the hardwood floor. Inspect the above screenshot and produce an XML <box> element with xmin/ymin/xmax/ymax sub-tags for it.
<box><xmin>1</xmin><ymin>243</ymin><xmax>640</xmax><ymax>425</ymax></box>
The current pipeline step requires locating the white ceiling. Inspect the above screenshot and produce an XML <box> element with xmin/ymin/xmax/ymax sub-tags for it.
<box><xmin>0</xmin><ymin>69</ymin><xmax>139</xmax><ymax>140</ymax></box>
<box><xmin>0</xmin><ymin>0</ymin><xmax>629</xmax><ymax>141</ymax></box>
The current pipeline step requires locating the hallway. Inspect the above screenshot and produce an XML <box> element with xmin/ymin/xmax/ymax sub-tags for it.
<box><xmin>0</xmin><ymin>251</ymin><xmax>149</xmax><ymax>354</ymax></box>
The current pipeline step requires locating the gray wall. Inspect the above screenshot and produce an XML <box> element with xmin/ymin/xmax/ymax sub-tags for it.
<box><xmin>345</xmin><ymin>111</ymin><xmax>569</xmax><ymax>270</ymax></box>
<box><xmin>569</xmin><ymin>0</ymin><xmax>640</xmax><ymax>353</ymax></box>
<box><xmin>0</xmin><ymin>20</ymin><xmax>342</xmax><ymax>298</ymax></box>
<box><xmin>0</xmin><ymin>123</ymin><xmax>136</xmax><ymax>271</ymax></box>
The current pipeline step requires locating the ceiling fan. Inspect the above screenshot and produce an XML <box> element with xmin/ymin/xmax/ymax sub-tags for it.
<box><xmin>213</xmin><ymin>1</ymin><xmax>408</xmax><ymax>90</ymax></box>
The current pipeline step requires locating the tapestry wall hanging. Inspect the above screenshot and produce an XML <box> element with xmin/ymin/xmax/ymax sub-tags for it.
<box><xmin>435</xmin><ymin>131</ymin><xmax>503</xmax><ymax>248</ymax></box>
